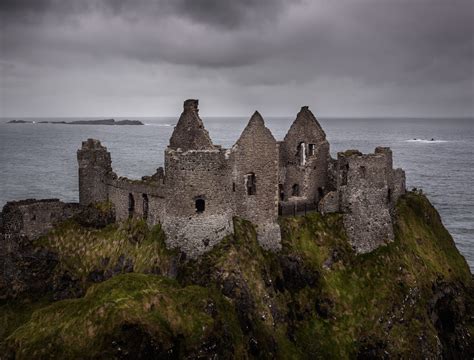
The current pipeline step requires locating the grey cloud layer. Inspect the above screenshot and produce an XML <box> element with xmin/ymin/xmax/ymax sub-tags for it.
<box><xmin>0</xmin><ymin>0</ymin><xmax>472</xmax><ymax>116</ymax></box>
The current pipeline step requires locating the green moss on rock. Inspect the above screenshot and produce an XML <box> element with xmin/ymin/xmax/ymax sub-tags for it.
<box><xmin>279</xmin><ymin>192</ymin><xmax>473</xmax><ymax>358</ymax></box>
<box><xmin>4</xmin><ymin>192</ymin><xmax>473</xmax><ymax>358</ymax></box>
<box><xmin>6</xmin><ymin>274</ymin><xmax>244</xmax><ymax>359</ymax></box>
<box><xmin>0</xmin><ymin>298</ymin><xmax>51</xmax><ymax>355</ymax></box>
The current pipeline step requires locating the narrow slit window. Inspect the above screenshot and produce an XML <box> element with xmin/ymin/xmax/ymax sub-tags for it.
<box><xmin>318</xmin><ymin>187</ymin><xmax>324</xmax><ymax>200</ymax></box>
<box><xmin>309</xmin><ymin>144</ymin><xmax>316</xmax><ymax>156</ymax></box>
<box><xmin>279</xmin><ymin>184</ymin><xmax>285</xmax><ymax>201</ymax></box>
<box><xmin>341</xmin><ymin>163</ymin><xmax>349</xmax><ymax>186</ymax></box>
<box><xmin>195</xmin><ymin>198</ymin><xmax>205</xmax><ymax>213</ymax></box>
<box><xmin>128</xmin><ymin>193</ymin><xmax>135</xmax><ymax>218</ymax></box>
<box><xmin>245</xmin><ymin>173</ymin><xmax>256</xmax><ymax>195</ymax></box>
<box><xmin>142</xmin><ymin>194</ymin><xmax>149</xmax><ymax>220</ymax></box>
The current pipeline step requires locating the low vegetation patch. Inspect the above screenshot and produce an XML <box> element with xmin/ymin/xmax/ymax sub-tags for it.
<box><xmin>34</xmin><ymin>219</ymin><xmax>178</xmax><ymax>282</ymax></box>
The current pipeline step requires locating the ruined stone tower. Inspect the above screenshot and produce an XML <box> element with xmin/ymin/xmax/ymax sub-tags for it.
<box><xmin>163</xmin><ymin>99</ymin><xmax>234</xmax><ymax>256</ymax></box>
<box><xmin>319</xmin><ymin>147</ymin><xmax>406</xmax><ymax>253</ymax></box>
<box><xmin>77</xmin><ymin>139</ymin><xmax>113</xmax><ymax>206</ymax></box>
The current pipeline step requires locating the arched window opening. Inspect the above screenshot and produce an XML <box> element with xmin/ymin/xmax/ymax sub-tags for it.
<box><xmin>279</xmin><ymin>184</ymin><xmax>285</xmax><ymax>201</ymax></box>
<box><xmin>195</xmin><ymin>198</ymin><xmax>205</xmax><ymax>213</ymax></box>
<box><xmin>128</xmin><ymin>193</ymin><xmax>135</xmax><ymax>218</ymax></box>
<box><xmin>246</xmin><ymin>173</ymin><xmax>256</xmax><ymax>195</ymax></box>
<box><xmin>142</xmin><ymin>194</ymin><xmax>149</xmax><ymax>220</ymax></box>
<box><xmin>292</xmin><ymin>184</ymin><xmax>300</xmax><ymax>197</ymax></box>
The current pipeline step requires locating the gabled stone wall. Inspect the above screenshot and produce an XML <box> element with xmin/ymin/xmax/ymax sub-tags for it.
<box><xmin>279</xmin><ymin>107</ymin><xmax>330</xmax><ymax>208</ymax></box>
<box><xmin>231</xmin><ymin>111</ymin><xmax>281</xmax><ymax>250</ymax></box>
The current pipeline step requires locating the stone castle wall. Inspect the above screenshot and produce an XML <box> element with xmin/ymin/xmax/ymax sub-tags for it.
<box><xmin>162</xmin><ymin>148</ymin><xmax>234</xmax><ymax>257</ymax></box>
<box><xmin>73</xmin><ymin>99</ymin><xmax>406</xmax><ymax>257</ymax></box>
<box><xmin>0</xmin><ymin>199</ymin><xmax>84</xmax><ymax>299</ymax></box>
<box><xmin>0</xmin><ymin>199</ymin><xmax>82</xmax><ymax>240</ymax></box>
<box><xmin>106</xmin><ymin>178</ymin><xmax>165</xmax><ymax>225</ymax></box>
<box><xmin>77</xmin><ymin>139</ymin><xmax>113</xmax><ymax>206</ymax></box>
<box><xmin>319</xmin><ymin>147</ymin><xmax>406</xmax><ymax>253</ymax></box>
<box><xmin>278</xmin><ymin>107</ymin><xmax>330</xmax><ymax>209</ymax></box>
<box><xmin>231</xmin><ymin>112</ymin><xmax>281</xmax><ymax>250</ymax></box>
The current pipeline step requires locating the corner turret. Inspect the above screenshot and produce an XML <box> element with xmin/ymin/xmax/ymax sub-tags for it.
<box><xmin>169</xmin><ymin>99</ymin><xmax>214</xmax><ymax>151</ymax></box>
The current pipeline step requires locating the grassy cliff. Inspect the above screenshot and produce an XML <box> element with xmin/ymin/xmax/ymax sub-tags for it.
<box><xmin>2</xmin><ymin>192</ymin><xmax>473</xmax><ymax>359</ymax></box>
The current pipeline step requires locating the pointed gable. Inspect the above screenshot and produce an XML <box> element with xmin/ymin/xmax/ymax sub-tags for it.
<box><xmin>169</xmin><ymin>99</ymin><xmax>214</xmax><ymax>151</ymax></box>
<box><xmin>236</xmin><ymin>111</ymin><xmax>276</xmax><ymax>146</ymax></box>
<box><xmin>283</xmin><ymin>106</ymin><xmax>326</xmax><ymax>144</ymax></box>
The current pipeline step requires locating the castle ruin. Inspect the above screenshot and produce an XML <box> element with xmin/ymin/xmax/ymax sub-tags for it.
<box><xmin>77</xmin><ymin>99</ymin><xmax>406</xmax><ymax>257</ymax></box>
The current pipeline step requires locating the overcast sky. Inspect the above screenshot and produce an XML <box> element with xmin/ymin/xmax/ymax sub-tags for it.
<box><xmin>0</xmin><ymin>0</ymin><xmax>473</xmax><ymax>117</ymax></box>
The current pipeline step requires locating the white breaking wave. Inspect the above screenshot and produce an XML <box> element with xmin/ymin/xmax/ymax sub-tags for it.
<box><xmin>405</xmin><ymin>139</ymin><xmax>448</xmax><ymax>143</ymax></box>
<box><xmin>144</xmin><ymin>123</ymin><xmax>173</xmax><ymax>127</ymax></box>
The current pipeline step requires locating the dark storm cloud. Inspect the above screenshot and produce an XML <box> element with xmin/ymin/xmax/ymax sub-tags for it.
<box><xmin>0</xmin><ymin>0</ymin><xmax>472</xmax><ymax>117</ymax></box>
<box><xmin>0</xmin><ymin>0</ymin><xmax>289</xmax><ymax>28</ymax></box>
<box><xmin>171</xmin><ymin>0</ymin><xmax>291</xmax><ymax>29</ymax></box>
<box><xmin>0</xmin><ymin>0</ymin><xmax>92</xmax><ymax>22</ymax></box>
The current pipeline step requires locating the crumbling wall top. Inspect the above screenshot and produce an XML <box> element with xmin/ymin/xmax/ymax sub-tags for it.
<box><xmin>169</xmin><ymin>99</ymin><xmax>214</xmax><ymax>151</ymax></box>
<box><xmin>81</xmin><ymin>138</ymin><xmax>107</xmax><ymax>150</ymax></box>
<box><xmin>183</xmin><ymin>99</ymin><xmax>199</xmax><ymax>112</ymax></box>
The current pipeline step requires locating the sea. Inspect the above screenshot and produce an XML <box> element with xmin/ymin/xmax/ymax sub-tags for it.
<box><xmin>0</xmin><ymin>116</ymin><xmax>473</xmax><ymax>272</ymax></box>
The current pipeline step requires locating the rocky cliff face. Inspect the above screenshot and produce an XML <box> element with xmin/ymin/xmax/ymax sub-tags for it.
<box><xmin>1</xmin><ymin>192</ymin><xmax>473</xmax><ymax>359</ymax></box>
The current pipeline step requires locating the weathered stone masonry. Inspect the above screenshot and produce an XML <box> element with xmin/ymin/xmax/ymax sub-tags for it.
<box><xmin>0</xmin><ymin>99</ymin><xmax>406</xmax><ymax>260</ymax></box>
<box><xmin>74</xmin><ymin>99</ymin><xmax>405</xmax><ymax>257</ymax></box>
<box><xmin>319</xmin><ymin>147</ymin><xmax>405</xmax><ymax>253</ymax></box>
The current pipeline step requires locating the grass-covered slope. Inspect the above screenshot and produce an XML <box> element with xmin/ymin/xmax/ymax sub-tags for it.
<box><xmin>34</xmin><ymin>219</ymin><xmax>178</xmax><ymax>281</ymax></box>
<box><xmin>280</xmin><ymin>191</ymin><xmax>473</xmax><ymax>358</ymax></box>
<box><xmin>2</xmin><ymin>192</ymin><xmax>473</xmax><ymax>359</ymax></box>
<box><xmin>4</xmin><ymin>274</ymin><xmax>243</xmax><ymax>359</ymax></box>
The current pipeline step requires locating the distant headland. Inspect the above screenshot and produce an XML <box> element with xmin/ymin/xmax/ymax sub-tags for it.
<box><xmin>7</xmin><ymin>119</ymin><xmax>144</xmax><ymax>125</ymax></box>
